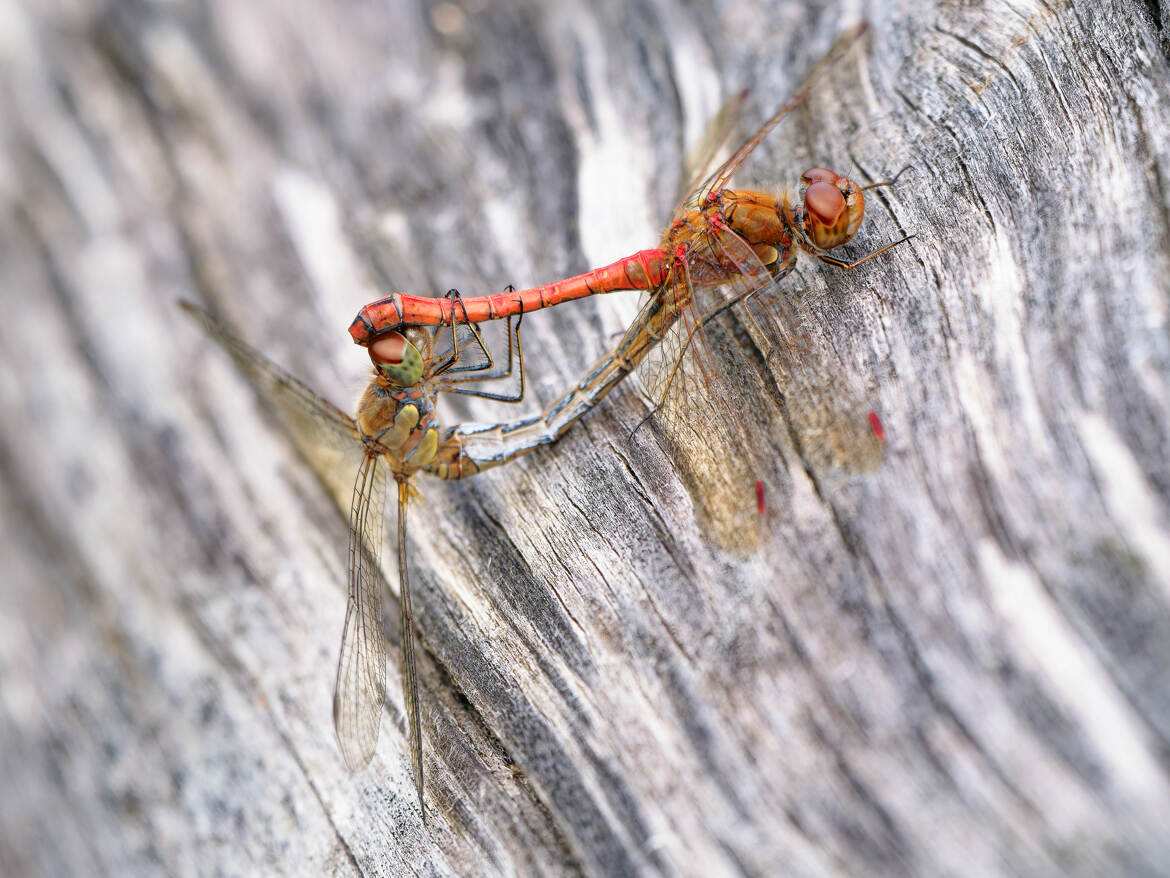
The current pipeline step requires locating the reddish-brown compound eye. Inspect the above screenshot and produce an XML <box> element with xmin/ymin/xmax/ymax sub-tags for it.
<box><xmin>369</xmin><ymin>332</ymin><xmax>406</xmax><ymax>365</ymax></box>
<box><xmin>804</xmin><ymin>181</ymin><xmax>846</xmax><ymax>227</ymax></box>
<box><xmin>370</xmin><ymin>330</ymin><xmax>424</xmax><ymax>386</ymax></box>
<box><xmin>801</xmin><ymin>167</ymin><xmax>840</xmax><ymax>186</ymax></box>
<box><xmin>801</xmin><ymin>169</ymin><xmax>866</xmax><ymax>250</ymax></box>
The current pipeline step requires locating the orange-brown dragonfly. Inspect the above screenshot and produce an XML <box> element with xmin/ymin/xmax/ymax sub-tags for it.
<box><xmin>349</xmin><ymin>23</ymin><xmax>908</xmax><ymax>550</ymax></box>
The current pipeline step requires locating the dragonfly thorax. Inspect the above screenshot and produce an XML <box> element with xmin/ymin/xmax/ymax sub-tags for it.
<box><xmin>716</xmin><ymin>188</ymin><xmax>790</xmax><ymax>253</ymax></box>
<box><xmin>355</xmin><ymin>379</ymin><xmax>440</xmax><ymax>475</ymax></box>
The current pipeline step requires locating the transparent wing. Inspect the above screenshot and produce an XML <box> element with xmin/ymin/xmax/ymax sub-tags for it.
<box><xmin>333</xmin><ymin>453</ymin><xmax>389</xmax><ymax>771</ymax></box>
<box><xmin>672</xmin><ymin>88</ymin><xmax>748</xmax><ymax>210</ymax></box>
<box><xmin>180</xmin><ymin>301</ymin><xmax>366</xmax><ymax>507</ymax></box>
<box><xmin>182</xmin><ymin>302</ymin><xmax>397</xmax><ymax>772</ymax></box>
<box><xmin>743</xmin><ymin>271</ymin><xmax>885</xmax><ymax>475</ymax></box>
<box><xmin>634</xmin><ymin>228</ymin><xmax>779</xmax><ymax>555</ymax></box>
<box><xmin>395</xmin><ymin>480</ymin><xmax>423</xmax><ymax>810</ymax></box>
<box><xmin>703</xmin><ymin>22</ymin><xmax>868</xmax><ymax>197</ymax></box>
<box><xmin>637</xmin><ymin>214</ymin><xmax>778</xmax><ymax>415</ymax></box>
<box><xmin>690</xmin><ymin>223</ymin><xmax>883</xmax><ymax>471</ymax></box>
<box><xmin>635</xmin><ymin>220</ymin><xmax>883</xmax><ymax>552</ymax></box>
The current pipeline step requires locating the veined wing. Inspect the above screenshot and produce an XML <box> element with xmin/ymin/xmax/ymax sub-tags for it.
<box><xmin>703</xmin><ymin>22</ymin><xmax>869</xmax><ymax>197</ymax></box>
<box><xmin>741</xmin><ymin>266</ymin><xmax>884</xmax><ymax>475</ymax></box>
<box><xmin>183</xmin><ymin>301</ymin><xmax>398</xmax><ymax>772</ymax></box>
<box><xmin>681</xmin><ymin>222</ymin><xmax>883</xmax><ymax>475</ymax></box>
<box><xmin>634</xmin><ymin>226</ymin><xmax>779</xmax><ymax>555</ymax></box>
<box><xmin>180</xmin><ymin>301</ymin><xmax>366</xmax><ymax>509</ymax></box>
<box><xmin>635</xmin><ymin>217</ymin><xmax>883</xmax><ymax>553</ymax></box>
<box><xmin>334</xmin><ymin>470</ymin><xmax>422</xmax><ymax>807</ymax></box>
<box><xmin>394</xmin><ymin>480</ymin><xmax>423</xmax><ymax>811</ymax></box>
<box><xmin>333</xmin><ymin>453</ymin><xmax>389</xmax><ymax>772</ymax></box>
<box><xmin>671</xmin><ymin>88</ymin><xmax>748</xmax><ymax>212</ymax></box>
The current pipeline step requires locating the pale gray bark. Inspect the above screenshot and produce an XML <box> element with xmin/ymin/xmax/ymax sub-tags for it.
<box><xmin>3</xmin><ymin>0</ymin><xmax>1170</xmax><ymax>875</ymax></box>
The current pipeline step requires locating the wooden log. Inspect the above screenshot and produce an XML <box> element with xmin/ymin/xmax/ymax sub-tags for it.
<box><xmin>2</xmin><ymin>0</ymin><xmax>1169</xmax><ymax>874</ymax></box>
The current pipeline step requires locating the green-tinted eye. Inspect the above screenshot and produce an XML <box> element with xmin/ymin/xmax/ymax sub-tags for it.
<box><xmin>369</xmin><ymin>332</ymin><xmax>423</xmax><ymax>386</ymax></box>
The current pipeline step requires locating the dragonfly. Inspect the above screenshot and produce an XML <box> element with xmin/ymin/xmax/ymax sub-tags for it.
<box><xmin>181</xmin><ymin>296</ymin><xmax>559</xmax><ymax>815</ymax></box>
<box><xmin>348</xmin><ymin>23</ymin><xmax>909</xmax><ymax>550</ymax></box>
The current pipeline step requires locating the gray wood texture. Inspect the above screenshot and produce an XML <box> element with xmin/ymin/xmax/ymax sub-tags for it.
<box><xmin>3</xmin><ymin>0</ymin><xmax>1170</xmax><ymax>875</ymax></box>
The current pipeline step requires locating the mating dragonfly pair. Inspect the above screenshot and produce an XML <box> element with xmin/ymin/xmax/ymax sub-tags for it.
<box><xmin>185</xmin><ymin>21</ymin><xmax>909</xmax><ymax>816</ymax></box>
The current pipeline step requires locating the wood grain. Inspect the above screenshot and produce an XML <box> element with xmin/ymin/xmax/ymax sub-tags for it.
<box><xmin>2</xmin><ymin>0</ymin><xmax>1169</xmax><ymax>875</ymax></box>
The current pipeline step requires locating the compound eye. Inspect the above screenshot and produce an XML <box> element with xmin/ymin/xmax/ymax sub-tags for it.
<box><xmin>801</xmin><ymin>167</ymin><xmax>839</xmax><ymax>186</ymax></box>
<box><xmin>370</xmin><ymin>332</ymin><xmax>406</xmax><ymax>365</ymax></box>
<box><xmin>370</xmin><ymin>331</ymin><xmax>424</xmax><ymax>386</ymax></box>
<box><xmin>805</xmin><ymin>181</ymin><xmax>846</xmax><ymax>226</ymax></box>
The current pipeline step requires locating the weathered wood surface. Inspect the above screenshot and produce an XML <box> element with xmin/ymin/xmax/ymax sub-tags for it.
<box><xmin>3</xmin><ymin>0</ymin><xmax>1170</xmax><ymax>875</ymax></box>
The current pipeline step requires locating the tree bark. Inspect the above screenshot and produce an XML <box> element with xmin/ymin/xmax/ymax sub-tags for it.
<box><xmin>2</xmin><ymin>0</ymin><xmax>1169</xmax><ymax>875</ymax></box>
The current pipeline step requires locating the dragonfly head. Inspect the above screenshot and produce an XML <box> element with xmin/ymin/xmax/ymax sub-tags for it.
<box><xmin>800</xmin><ymin>168</ymin><xmax>864</xmax><ymax>250</ymax></box>
<box><xmin>369</xmin><ymin>330</ymin><xmax>424</xmax><ymax>386</ymax></box>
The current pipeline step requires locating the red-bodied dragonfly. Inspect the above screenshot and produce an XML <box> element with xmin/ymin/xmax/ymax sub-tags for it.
<box><xmin>349</xmin><ymin>23</ymin><xmax>908</xmax><ymax>550</ymax></box>
<box><xmin>181</xmin><ymin>297</ymin><xmax>563</xmax><ymax>815</ymax></box>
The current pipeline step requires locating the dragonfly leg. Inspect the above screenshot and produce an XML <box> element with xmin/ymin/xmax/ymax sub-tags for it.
<box><xmin>859</xmin><ymin>164</ymin><xmax>914</xmax><ymax>191</ymax></box>
<box><xmin>434</xmin><ymin>288</ymin><xmax>515</xmax><ymax>379</ymax></box>
<box><xmin>814</xmin><ymin>233</ymin><xmax>915</xmax><ymax>270</ymax></box>
<box><xmin>431</xmin><ymin>290</ymin><xmax>474</xmax><ymax>375</ymax></box>
<box><xmin>444</xmin><ymin>310</ymin><xmax>527</xmax><ymax>402</ymax></box>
